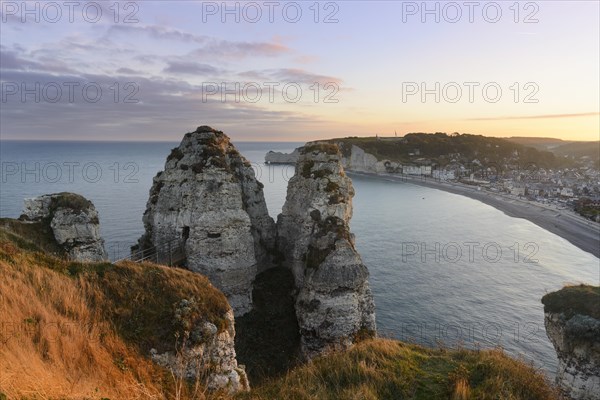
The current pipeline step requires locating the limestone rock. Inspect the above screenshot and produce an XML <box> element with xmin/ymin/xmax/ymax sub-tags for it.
<box><xmin>543</xmin><ymin>286</ymin><xmax>600</xmax><ymax>400</ymax></box>
<box><xmin>277</xmin><ymin>142</ymin><xmax>376</xmax><ymax>358</ymax></box>
<box><xmin>21</xmin><ymin>193</ymin><xmax>108</xmax><ymax>262</ymax></box>
<box><xmin>265</xmin><ymin>148</ymin><xmax>300</xmax><ymax>164</ymax></box>
<box><xmin>137</xmin><ymin>126</ymin><xmax>275</xmax><ymax>316</ymax></box>
<box><xmin>151</xmin><ymin>308</ymin><xmax>249</xmax><ymax>393</ymax></box>
<box><xmin>339</xmin><ymin>144</ymin><xmax>401</xmax><ymax>174</ymax></box>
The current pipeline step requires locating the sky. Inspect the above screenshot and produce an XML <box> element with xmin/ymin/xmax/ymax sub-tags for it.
<box><xmin>0</xmin><ymin>0</ymin><xmax>599</xmax><ymax>142</ymax></box>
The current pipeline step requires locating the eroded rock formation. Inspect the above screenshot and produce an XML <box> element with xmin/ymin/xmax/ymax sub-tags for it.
<box><xmin>277</xmin><ymin>143</ymin><xmax>376</xmax><ymax>358</ymax></box>
<box><xmin>265</xmin><ymin>148</ymin><xmax>300</xmax><ymax>164</ymax></box>
<box><xmin>137</xmin><ymin>126</ymin><xmax>275</xmax><ymax>316</ymax></box>
<box><xmin>151</xmin><ymin>306</ymin><xmax>249</xmax><ymax>393</ymax></box>
<box><xmin>20</xmin><ymin>193</ymin><xmax>108</xmax><ymax>262</ymax></box>
<box><xmin>542</xmin><ymin>285</ymin><xmax>600</xmax><ymax>400</ymax></box>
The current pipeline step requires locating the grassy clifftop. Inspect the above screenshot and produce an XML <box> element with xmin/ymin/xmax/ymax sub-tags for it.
<box><xmin>0</xmin><ymin>226</ymin><xmax>561</xmax><ymax>399</ymax></box>
<box><xmin>239</xmin><ymin>339</ymin><xmax>559</xmax><ymax>400</ymax></box>
<box><xmin>542</xmin><ymin>284</ymin><xmax>600</xmax><ymax>319</ymax></box>
<box><xmin>325</xmin><ymin>133</ymin><xmax>561</xmax><ymax>168</ymax></box>
<box><xmin>0</xmin><ymin>226</ymin><xmax>230</xmax><ymax>399</ymax></box>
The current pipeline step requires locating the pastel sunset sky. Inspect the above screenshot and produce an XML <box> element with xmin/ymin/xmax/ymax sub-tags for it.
<box><xmin>1</xmin><ymin>1</ymin><xmax>598</xmax><ymax>142</ymax></box>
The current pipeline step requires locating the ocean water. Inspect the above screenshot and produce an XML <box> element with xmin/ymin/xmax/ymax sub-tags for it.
<box><xmin>1</xmin><ymin>140</ymin><xmax>598</xmax><ymax>373</ymax></box>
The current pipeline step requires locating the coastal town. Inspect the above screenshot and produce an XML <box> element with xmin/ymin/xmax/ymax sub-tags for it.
<box><xmin>266</xmin><ymin>134</ymin><xmax>600</xmax><ymax>224</ymax></box>
<box><xmin>411</xmin><ymin>158</ymin><xmax>600</xmax><ymax>223</ymax></box>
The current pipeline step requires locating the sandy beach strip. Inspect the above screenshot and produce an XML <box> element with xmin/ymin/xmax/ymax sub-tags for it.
<box><xmin>347</xmin><ymin>171</ymin><xmax>600</xmax><ymax>259</ymax></box>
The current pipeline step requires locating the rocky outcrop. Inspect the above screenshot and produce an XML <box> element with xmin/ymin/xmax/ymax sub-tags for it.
<box><xmin>542</xmin><ymin>285</ymin><xmax>600</xmax><ymax>400</ymax></box>
<box><xmin>277</xmin><ymin>142</ymin><xmax>376</xmax><ymax>359</ymax></box>
<box><xmin>265</xmin><ymin>144</ymin><xmax>401</xmax><ymax>173</ymax></box>
<box><xmin>20</xmin><ymin>193</ymin><xmax>108</xmax><ymax>262</ymax></box>
<box><xmin>137</xmin><ymin>126</ymin><xmax>276</xmax><ymax>316</ymax></box>
<box><xmin>151</xmin><ymin>307</ymin><xmax>249</xmax><ymax>393</ymax></box>
<box><xmin>265</xmin><ymin>148</ymin><xmax>300</xmax><ymax>164</ymax></box>
<box><xmin>341</xmin><ymin>144</ymin><xmax>397</xmax><ymax>173</ymax></box>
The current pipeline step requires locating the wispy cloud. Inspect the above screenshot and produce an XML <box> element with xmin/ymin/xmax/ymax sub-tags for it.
<box><xmin>106</xmin><ymin>24</ymin><xmax>209</xmax><ymax>44</ymax></box>
<box><xmin>0</xmin><ymin>47</ymin><xmax>79</xmax><ymax>74</ymax></box>
<box><xmin>190</xmin><ymin>40</ymin><xmax>290</xmax><ymax>59</ymax></box>
<box><xmin>162</xmin><ymin>61</ymin><xmax>224</xmax><ymax>76</ymax></box>
<box><xmin>239</xmin><ymin>68</ymin><xmax>342</xmax><ymax>85</ymax></box>
<box><xmin>467</xmin><ymin>112</ymin><xmax>600</xmax><ymax>121</ymax></box>
<box><xmin>0</xmin><ymin>69</ymin><xmax>330</xmax><ymax>140</ymax></box>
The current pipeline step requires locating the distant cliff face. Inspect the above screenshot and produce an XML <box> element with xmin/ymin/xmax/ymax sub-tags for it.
<box><xmin>542</xmin><ymin>285</ymin><xmax>600</xmax><ymax>400</ymax></box>
<box><xmin>340</xmin><ymin>144</ymin><xmax>397</xmax><ymax>173</ymax></box>
<box><xmin>21</xmin><ymin>193</ymin><xmax>108</xmax><ymax>262</ymax></box>
<box><xmin>138</xmin><ymin>126</ymin><xmax>276</xmax><ymax>316</ymax></box>
<box><xmin>265</xmin><ymin>148</ymin><xmax>300</xmax><ymax>164</ymax></box>
<box><xmin>277</xmin><ymin>143</ymin><xmax>376</xmax><ymax>358</ymax></box>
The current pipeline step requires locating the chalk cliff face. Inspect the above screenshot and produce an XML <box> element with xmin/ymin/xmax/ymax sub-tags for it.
<box><xmin>138</xmin><ymin>126</ymin><xmax>275</xmax><ymax>316</ymax></box>
<box><xmin>151</xmin><ymin>307</ymin><xmax>249</xmax><ymax>393</ymax></box>
<box><xmin>542</xmin><ymin>286</ymin><xmax>600</xmax><ymax>400</ymax></box>
<box><xmin>338</xmin><ymin>144</ymin><xmax>401</xmax><ymax>174</ymax></box>
<box><xmin>277</xmin><ymin>143</ymin><xmax>376</xmax><ymax>358</ymax></box>
<box><xmin>21</xmin><ymin>193</ymin><xmax>108</xmax><ymax>262</ymax></box>
<box><xmin>263</xmin><ymin>143</ymin><xmax>400</xmax><ymax>173</ymax></box>
<box><xmin>264</xmin><ymin>148</ymin><xmax>300</xmax><ymax>164</ymax></box>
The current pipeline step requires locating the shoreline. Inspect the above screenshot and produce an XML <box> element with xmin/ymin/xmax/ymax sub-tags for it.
<box><xmin>347</xmin><ymin>171</ymin><xmax>600</xmax><ymax>259</ymax></box>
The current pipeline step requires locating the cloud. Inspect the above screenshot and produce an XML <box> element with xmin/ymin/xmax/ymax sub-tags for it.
<box><xmin>116</xmin><ymin>67</ymin><xmax>142</xmax><ymax>75</ymax></box>
<box><xmin>0</xmin><ymin>69</ymin><xmax>329</xmax><ymax>140</ymax></box>
<box><xmin>0</xmin><ymin>48</ymin><xmax>78</xmax><ymax>74</ymax></box>
<box><xmin>0</xmin><ymin>48</ymin><xmax>43</xmax><ymax>70</ymax></box>
<box><xmin>162</xmin><ymin>61</ymin><xmax>224</xmax><ymax>76</ymax></box>
<box><xmin>191</xmin><ymin>40</ymin><xmax>290</xmax><ymax>59</ymax></box>
<box><xmin>467</xmin><ymin>112</ymin><xmax>600</xmax><ymax>121</ymax></box>
<box><xmin>239</xmin><ymin>68</ymin><xmax>342</xmax><ymax>85</ymax></box>
<box><xmin>106</xmin><ymin>25</ymin><xmax>290</xmax><ymax>58</ymax></box>
<box><xmin>105</xmin><ymin>24</ymin><xmax>290</xmax><ymax>60</ymax></box>
<box><xmin>106</xmin><ymin>25</ymin><xmax>209</xmax><ymax>44</ymax></box>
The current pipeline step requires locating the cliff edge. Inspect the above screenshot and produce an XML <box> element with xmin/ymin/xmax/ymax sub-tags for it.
<box><xmin>3</xmin><ymin>192</ymin><xmax>108</xmax><ymax>262</ymax></box>
<box><xmin>542</xmin><ymin>285</ymin><xmax>600</xmax><ymax>400</ymax></box>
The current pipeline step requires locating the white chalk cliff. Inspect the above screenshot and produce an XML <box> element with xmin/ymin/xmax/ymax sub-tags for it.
<box><xmin>543</xmin><ymin>286</ymin><xmax>600</xmax><ymax>400</ymax></box>
<box><xmin>277</xmin><ymin>143</ymin><xmax>376</xmax><ymax>358</ymax></box>
<box><xmin>137</xmin><ymin>126</ymin><xmax>276</xmax><ymax>316</ymax></box>
<box><xmin>21</xmin><ymin>193</ymin><xmax>108</xmax><ymax>262</ymax></box>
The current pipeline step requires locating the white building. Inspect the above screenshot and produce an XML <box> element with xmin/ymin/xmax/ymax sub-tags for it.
<box><xmin>560</xmin><ymin>187</ymin><xmax>574</xmax><ymax>198</ymax></box>
<box><xmin>403</xmin><ymin>165</ymin><xmax>432</xmax><ymax>176</ymax></box>
<box><xmin>433</xmin><ymin>169</ymin><xmax>456</xmax><ymax>180</ymax></box>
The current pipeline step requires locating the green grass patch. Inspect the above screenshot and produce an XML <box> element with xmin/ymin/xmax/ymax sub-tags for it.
<box><xmin>237</xmin><ymin>339</ymin><xmax>560</xmax><ymax>400</ymax></box>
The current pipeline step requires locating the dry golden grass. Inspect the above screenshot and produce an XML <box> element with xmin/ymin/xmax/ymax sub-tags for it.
<box><xmin>0</xmin><ymin>228</ymin><xmax>230</xmax><ymax>400</ymax></box>
<box><xmin>0</xmin><ymin>240</ymin><xmax>166</xmax><ymax>399</ymax></box>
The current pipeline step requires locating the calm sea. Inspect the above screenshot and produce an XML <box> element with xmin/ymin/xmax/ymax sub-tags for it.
<box><xmin>1</xmin><ymin>140</ymin><xmax>598</xmax><ymax>374</ymax></box>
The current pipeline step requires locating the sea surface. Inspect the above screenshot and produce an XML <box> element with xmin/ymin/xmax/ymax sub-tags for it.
<box><xmin>1</xmin><ymin>140</ymin><xmax>598</xmax><ymax>374</ymax></box>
